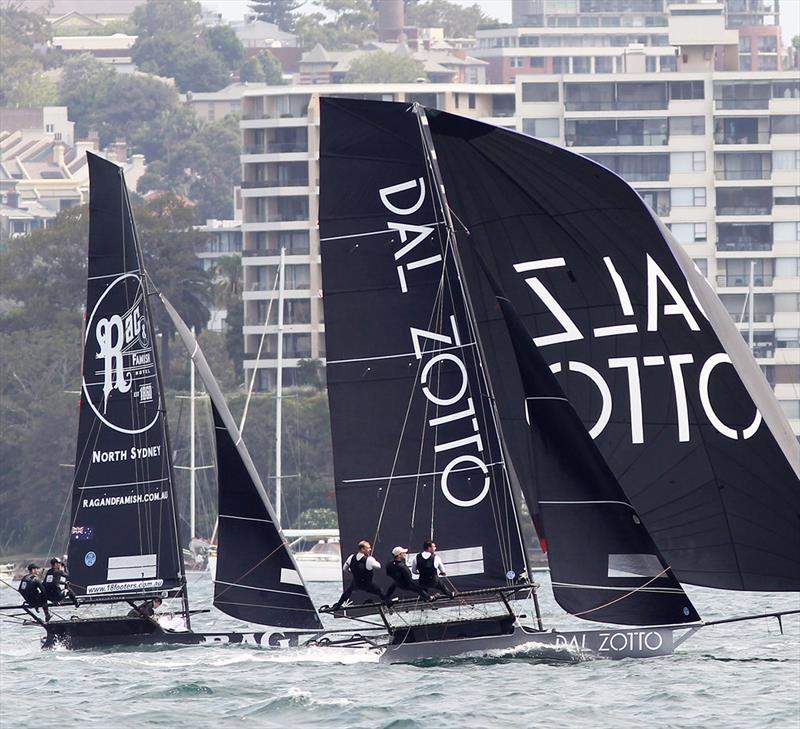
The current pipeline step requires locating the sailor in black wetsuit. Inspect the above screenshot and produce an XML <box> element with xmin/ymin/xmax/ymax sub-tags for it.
<box><xmin>385</xmin><ymin>546</ymin><xmax>430</xmax><ymax>602</ymax></box>
<box><xmin>127</xmin><ymin>597</ymin><xmax>162</xmax><ymax>618</ymax></box>
<box><xmin>413</xmin><ymin>540</ymin><xmax>455</xmax><ymax>599</ymax></box>
<box><xmin>331</xmin><ymin>540</ymin><xmax>387</xmax><ymax>610</ymax></box>
<box><xmin>43</xmin><ymin>558</ymin><xmax>79</xmax><ymax>607</ymax></box>
<box><xmin>18</xmin><ymin>563</ymin><xmax>50</xmax><ymax>620</ymax></box>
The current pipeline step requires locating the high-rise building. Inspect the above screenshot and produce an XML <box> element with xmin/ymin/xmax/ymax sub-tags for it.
<box><xmin>238</xmin><ymin>6</ymin><xmax>799</xmax><ymax>435</ymax></box>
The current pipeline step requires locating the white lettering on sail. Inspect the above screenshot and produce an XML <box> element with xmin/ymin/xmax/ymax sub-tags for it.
<box><xmin>699</xmin><ymin>353</ymin><xmax>762</xmax><ymax>440</ymax></box>
<box><xmin>609</xmin><ymin>357</ymin><xmax>644</xmax><ymax>444</ymax></box>
<box><xmin>440</xmin><ymin>455</ymin><xmax>490</xmax><ymax>508</ymax></box>
<box><xmin>549</xmin><ymin>361</ymin><xmax>612</xmax><ymax>439</ymax></box>
<box><xmin>646</xmin><ymin>254</ymin><xmax>700</xmax><ymax>332</ymax></box>
<box><xmin>594</xmin><ymin>257</ymin><xmax>638</xmax><ymax>338</ymax></box>
<box><xmin>96</xmin><ymin>314</ymin><xmax>131</xmax><ymax>412</ymax></box>
<box><xmin>421</xmin><ymin>353</ymin><xmax>468</xmax><ymax>407</ymax></box>
<box><xmin>379</xmin><ymin>177</ymin><xmax>426</xmax><ymax>216</ymax></box>
<box><xmin>667</xmin><ymin>354</ymin><xmax>694</xmax><ymax>443</ymax></box>
<box><xmin>513</xmin><ymin>258</ymin><xmax>583</xmax><ymax>347</ymax></box>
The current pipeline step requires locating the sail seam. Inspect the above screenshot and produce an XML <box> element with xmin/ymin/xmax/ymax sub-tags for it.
<box><xmin>343</xmin><ymin>460</ymin><xmax>505</xmax><ymax>484</ymax></box>
<box><xmin>327</xmin><ymin>341</ymin><xmax>477</xmax><ymax>365</ymax></box>
<box><xmin>320</xmin><ymin>221</ymin><xmax>444</xmax><ymax>242</ymax></box>
<box><xmin>219</xmin><ymin>514</ymin><xmax>274</xmax><ymax>524</ymax></box>
<box><xmin>214</xmin><ymin>580</ymin><xmax>309</xmax><ymax>597</ymax></box>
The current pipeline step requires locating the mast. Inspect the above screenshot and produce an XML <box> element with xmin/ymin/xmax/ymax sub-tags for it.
<box><xmin>275</xmin><ymin>247</ymin><xmax>286</xmax><ymax>524</ymax></box>
<box><xmin>411</xmin><ymin>104</ymin><xmax>543</xmax><ymax>629</ymax></box>
<box><xmin>190</xmin><ymin>326</ymin><xmax>197</xmax><ymax>540</ymax></box>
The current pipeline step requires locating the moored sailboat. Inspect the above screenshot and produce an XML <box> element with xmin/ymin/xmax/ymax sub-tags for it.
<box><xmin>316</xmin><ymin>96</ymin><xmax>799</xmax><ymax>662</ymax></box>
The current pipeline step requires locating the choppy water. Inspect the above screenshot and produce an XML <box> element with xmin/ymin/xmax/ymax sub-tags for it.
<box><xmin>1</xmin><ymin>573</ymin><xmax>798</xmax><ymax>729</ymax></box>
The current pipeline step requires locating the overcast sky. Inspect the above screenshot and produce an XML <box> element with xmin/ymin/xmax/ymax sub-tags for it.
<box><xmin>200</xmin><ymin>0</ymin><xmax>799</xmax><ymax>46</ymax></box>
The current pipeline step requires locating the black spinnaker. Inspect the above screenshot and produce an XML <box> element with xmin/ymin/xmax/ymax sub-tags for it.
<box><xmin>479</xmin><ymin>257</ymin><xmax>699</xmax><ymax>625</ymax></box>
<box><xmin>162</xmin><ymin>296</ymin><xmax>322</xmax><ymax>630</ymax></box>
<box><xmin>423</xmin><ymin>108</ymin><xmax>800</xmax><ymax>592</ymax></box>
<box><xmin>68</xmin><ymin>153</ymin><xmax>184</xmax><ymax>601</ymax></box>
<box><xmin>319</xmin><ymin>96</ymin><xmax>529</xmax><ymax>592</ymax></box>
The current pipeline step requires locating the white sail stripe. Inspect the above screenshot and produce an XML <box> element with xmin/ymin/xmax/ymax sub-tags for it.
<box><xmin>214</xmin><ymin>580</ymin><xmax>308</xmax><ymax>598</ymax></box>
<box><xmin>320</xmin><ymin>221</ymin><xmax>444</xmax><ymax>242</ymax></box>
<box><xmin>342</xmin><ymin>460</ymin><xmax>505</xmax><ymax>484</ymax></box>
<box><xmin>540</xmin><ymin>500</ymin><xmax>634</xmax><ymax>508</ymax></box>
<box><xmin>84</xmin><ymin>374</ymin><xmax>154</xmax><ymax>386</ymax></box>
<box><xmin>219</xmin><ymin>514</ymin><xmax>274</xmax><ymax>524</ymax></box>
<box><xmin>87</xmin><ymin>269</ymin><xmax>141</xmax><ymax>281</ymax></box>
<box><xmin>92</xmin><ymin>364</ymin><xmax>155</xmax><ymax>376</ymax></box>
<box><xmin>78</xmin><ymin>478</ymin><xmax>169</xmax><ymax>490</ymax></box>
<box><xmin>526</xmin><ymin>396</ymin><xmax>569</xmax><ymax>402</ymax></box>
<box><xmin>552</xmin><ymin>581</ymin><xmax>682</xmax><ymax>593</ymax></box>
<box><xmin>328</xmin><ymin>341</ymin><xmax>477</xmax><ymax>365</ymax></box>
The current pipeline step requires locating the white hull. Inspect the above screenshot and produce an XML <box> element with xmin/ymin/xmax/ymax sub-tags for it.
<box><xmin>379</xmin><ymin>624</ymin><xmax>685</xmax><ymax>664</ymax></box>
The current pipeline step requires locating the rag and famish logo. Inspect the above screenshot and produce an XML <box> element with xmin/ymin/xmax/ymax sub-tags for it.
<box><xmin>83</xmin><ymin>273</ymin><xmax>159</xmax><ymax>435</ymax></box>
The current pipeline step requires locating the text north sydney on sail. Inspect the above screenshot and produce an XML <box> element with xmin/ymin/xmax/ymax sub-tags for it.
<box><xmin>317</xmin><ymin>96</ymin><xmax>799</xmax><ymax>662</ymax></box>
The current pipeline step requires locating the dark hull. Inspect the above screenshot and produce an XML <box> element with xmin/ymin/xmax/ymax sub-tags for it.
<box><xmin>41</xmin><ymin>617</ymin><xmax>382</xmax><ymax>652</ymax></box>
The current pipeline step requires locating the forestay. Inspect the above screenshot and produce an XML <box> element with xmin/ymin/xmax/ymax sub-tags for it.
<box><xmin>425</xmin><ymin>109</ymin><xmax>800</xmax><ymax>592</ymax></box>
<box><xmin>319</xmin><ymin>97</ymin><xmax>528</xmax><ymax>592</ymax></box>
<box><xmin>162</xmin><ymin>297</ymin><xmax>322</xmax><ymax>630</ymax></box>
<box><xmin>68</xmin><ymin>153</ymin><xmax>183</xmax><ymax>600</ymax></box>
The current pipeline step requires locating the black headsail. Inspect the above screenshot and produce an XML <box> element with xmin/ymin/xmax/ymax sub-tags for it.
<box><xmin>162</xmin><ymin>297</ymin><xmax>322</xmax><ymax>629</ymax></box>
<box><xmin>479</xmin><ymin>259</ymin><xmax>699</xmax><ymax>625</ymax></box>
<box><xmin>68</xmin><ymin>153</ymin><xmax>184</xmax><ymax>602</ymax></box>
<box><xmin>424</xmin><ymin>110</ymin><xmax>800</xmax><ymax>592</ymax></box>
<box><xmin>319</xmin><ymin>97</ymin><xmax>528</xmax><ymax>592</ymax></box>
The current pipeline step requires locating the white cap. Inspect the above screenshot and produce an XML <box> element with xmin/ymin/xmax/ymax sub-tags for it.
<box><xmin>392</xmin><ymin>546</ymin><xmax>408</xmax><ymax>557</ymax></box>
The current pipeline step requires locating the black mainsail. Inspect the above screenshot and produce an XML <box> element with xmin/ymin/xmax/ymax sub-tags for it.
<box><xmin>422</xmin><ymin>108</ymin><xmax>800</xmax><ymax>592</ymax></box>
<box><xmin>68</xmin><ymin>153</ymin><xmax>184</xmax><ymax>602</ymax></box>
<box><xmin>319</xmin><ymin>97</ymin><xmax>529</xmax><ymax>592</ymax></box>
<box><xmin>162</xmin><ymin>297</ymin><xmax>322</xmax><ymax>630</ymax></box>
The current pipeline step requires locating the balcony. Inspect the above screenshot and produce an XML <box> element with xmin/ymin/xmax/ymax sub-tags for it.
<box><xmin>241</xmin><ymin>178</ymin><xmax>309</xmax><ymax>189</ymax></box>
<box><xmin>752</xmin><ymin>341</ymin><xmax>776</xmax><ymax>359</ymax></box>
<box><xmin>714</xmin><ymin>131</ymin><xmax>770</xmax><ymax>145</ymax></box>
<box><xmin>716</xmin><ymin>239</ymin><xmax>772</xmax><ymax>252</ymax></box>
<box><xmin>714</xmin><ymin>168</ymin><xmax>771</xmax><ymax>180</ymax></box>
<box><xmin>717</xmin><ymin>205</ymin><xmax>771</xmax><ymax>216</ymax></box>
<box><xmin>716</xmin><ymin>274</ymin><xmax>774</xmax><ymax>287</ymax></box>
<box><xmin>566</xmin><ymin>133</ymin><xmax>668</xmax><ymax>147</ymax></box>
<box><xmin>244</xmin><ymin>142</ymin><xmax>308</xmax><ymax>154</ymax></box>
<box><xmin>714</xmin><ymin>98</ymin><xmax>770</xmax><ymax>110</ymax></box>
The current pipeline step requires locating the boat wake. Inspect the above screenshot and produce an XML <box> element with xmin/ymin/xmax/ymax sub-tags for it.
<box><xmin>404</xmin><ymin>640</ymin><xmax>588</xmax><ymax>667</ymax></box>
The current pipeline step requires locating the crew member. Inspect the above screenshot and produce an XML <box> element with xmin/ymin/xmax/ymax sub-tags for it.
<box><xmin>127</xmin><ymin>597</ymin><xmax>162</xmax><ymax>619</ymax></box>
<box><xmin>385</xmin><ymin>547</ymin><xmax>429</xmax><ymax>602</ymax></box>
<box><xmin>18</xmin><ymin>563</ymin><xmax>50</xmax><ymax>621</ymax></box>
<box><xmin>413</xmin><ymin>540</ymin><xmax>455</xmax><ymax>599</ymax></box>
<box><xmin>331</xmin><ymin>540</ymin><xmax>386</xmax><ymax>610</ymax></box>
<box><xmin>43</xmin><ymin>558</ymin><xmax>79</xmax><ymax>607</ymax></box>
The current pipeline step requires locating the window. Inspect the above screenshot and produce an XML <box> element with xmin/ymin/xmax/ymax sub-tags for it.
<box><xmin>692</xmin><ymin>258</ymin><xmax>708</xmax><ymax>276</ymax></box>
<box><xmin>669</xmin><ymin>116</ymin><xmax>705</xmax><ymax>135</ymax></box>
<box><xmin>774</xmin><ymin>222</ymin><xmax>800</xmax><ymax>241</ymax></box>
<box><xmin>671</xmin><ymin>151</ymin><xmax>705</xmax><ymax>172</ymax></box>
<box><xmin>529</xmin><ymin>57</ymin><xmax>545</xmax><ymax>68</ymax></box>
<box><xmin>572</xmin><ymin>56</ymin><xmax>591</xmax><ymax>73</ymax></box>
<box><xmin>757</xmin><ymin>35</ymin><xmax>777</xmax><ymax>52</ymax></box>
<box><xmin>776</xmin><ymin>258</ymin><xmax>800</xmax><ymax>277</ymax></box>
<box><xmin>773</xmin><ymin>150</ymin><xmax>800</xmax><ymax>170</ymax></box>
<box><xmin>775</xmin><ymin>293</ymin><xmax>800</xmax><ymax>313</ymax></box>
<box><xmin>670</xmin><ymin>223</ymin><xmax>707</xmax><ymax>243</ymax></box>
<box><xmin>774</xmin><ymin>187</ymin><xmax>800</xmax><ymax>206</ymax></box>
<box><xmin>772</xmin><ymin>116</ymin><xmax>800</xmax><ymax>135</ymax></box>
<box><xmin>595</xmin><ymin>57</ymin><xmax>613</xmax><ymax>73</ymax></box>
<box><xmin>669</xmin><ymin>81</ymin><xmax>704</xmax><ymax>100</ymax></box>
<box><xmin>522</xmin><ymin>83</ymin><xmax>559</xmax><ymax>102</ymax></box>
<box><xmin>45</xmin><ymin>123</ymin><xmax>54</xmax><ymax>133</ymax></box>
<box><xmin>739</xmin><ymin>36</ymin><xmax>751</xmax><ymax>52</ymax></box>
<box><xmin>586</xmin><ymin>153</ymin><xmax>669</xmax><ymax>181</ymax></box>
<box><xmin>523</xmin><ymin>118</ymin><xmax>559</xmax><ymax>138</ymax></box>
<box><xmin>778</xmin><ymin>401</ymin><xmax>800</xmax><ymax>421</ymax></box>
<box><xmin>468</xmin><ymin>93</ymin><xmax>476</xmax><ymax>109</ymax></box>
<box><xmin>277</xmin><ymin>231</ymin><xmax>309</xmax><ymax>254</ymax></box>
<box><xmin>758</xmin><ymin>56</ymin><xmax>778</xmax><ymax>71</ymax></box>
<box><xmin>659</xmin><ymin>55</ymin><xmax>677</xmax><ymax>72</ymax></box>
<box><xmin>671</xmin><ymin>187</ymin><xmax>706</xmax><ymax>206</ymax></box>
<box><xmin>776</xmin><ymin>329</ymin><xmax>800</xmax><ymax>348</ymax></box>
<box><xmin>510</xmin><ymin>57</ymin><xmax>524</xmax><ymax>68</ymax></box>
<box><xmin>553</xmin><ymin>57</ymin><xmax>568</xmax><ymax>73</ymax></box>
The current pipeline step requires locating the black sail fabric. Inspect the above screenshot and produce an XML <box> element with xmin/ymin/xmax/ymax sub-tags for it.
<box><xmin>319</xmin><ymin>97</ymin><xmax>528</xmax><ymax>592</ymax></box>
<box><xmin>161</xmin><ymin>296</ymin><xmax>322</xmax><ymax>629</ymax></box>
<box><xmin>425</xmin><ymin>110</ymin><xmax>800</xmax><ymax>591</ymax></box>
<box><xmin>480</xmin><ymin>260</ymin><xmax>699</xmax><ymax>625</ymax></box>
<box><xmin>68</xmin><ymin>153</ymin><xmax>183</xmax><ymax>599</ymax></box>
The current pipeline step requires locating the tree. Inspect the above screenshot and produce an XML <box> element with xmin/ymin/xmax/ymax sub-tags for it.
<box><xmin>248</xmin><ymin>0</ymin><xmax>303</xmax><ymax>32</ymax></box>
<box><xmin>406</xmin><ymin>0</ymin><xmax>495</xmax><ymax>38</ymax></box>
<box><xmin>136</xmin><ymin>194</ymin><xmax>213</xmax><ymax>380</ymax></box>
<box><xmin>130</xmin><ymin>0</ymin><xmax>202</xmax><ymax>37</ymax></box>
<box><xmin>0</xmin><ymin>7</ymin><xmax>57</xmax><ymax>106</ymax></box>
<box><xmin>346</xmin><ymin>50</ymin><xmax>424</xmax><ymax>83</ymax></box>
<box><xmin>293</xmin><ymin>508</ymin><xmax>338</xmax><ymax>529</ymax></box>
<box><xmin>132</xmin><ymin>35</ymin><xmax>232</xmax><ymax>92</ymax></box>
<box><xmin>204</xmin><ymin>25</ymin><xmax>244</xmax><ymax>71</ymax></box>
<box><xmin>294</xmin><ymin>0</ymin><xmax>377</xmax><ymax>50</ymax></box>
<box><xmin>296</xmin><ymin>358</ymin><xmax>325</xmax><ymax>389</ymax></box>
<box><xmin>212</xmin><ymin>254</ymin><xmax>245</xmax><ymax>385</ymax></box>
<box><xmin>240</xmin><ymin>51</ymin><xmax>286</xmax><ymax>84</ymax></box>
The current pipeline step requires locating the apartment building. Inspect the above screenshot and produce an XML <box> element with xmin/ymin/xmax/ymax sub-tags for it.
<box><xmin>238</xmin><ymin>9</ymin><xmax>799</xmax><ymax>434</ymax></box>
